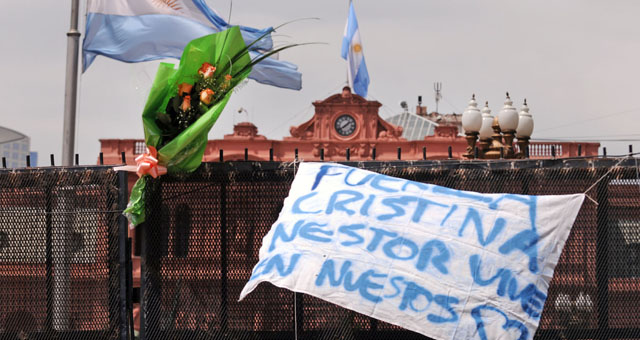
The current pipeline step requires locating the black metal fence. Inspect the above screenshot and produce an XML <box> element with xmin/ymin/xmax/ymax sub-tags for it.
<box><xmin>138</xmin><ymin>158</ymin><xmax>640</xmax><ymax>340</ymax></box>
<box><xmin>1</xmin><ymin>159</ymin><xmax>638</xmax><ymax>339</ymax></box>
<box><xmin>0</xmin><ymin>167</ymin><xmax>129</xmax><ymax>340</ymax></box>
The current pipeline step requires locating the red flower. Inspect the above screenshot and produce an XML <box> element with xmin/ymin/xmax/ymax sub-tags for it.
<box><xmin>224</xmin><ymin>74</ymin><xmax>232</xmax><ymax>81</ymax></box>
<box><xmin>178</xmin><ymin>82</ymin><xmax>193</xmax><ymax>96</ymax></box>
<box><xmin>181</xmin><ymin>95</ymin><xmax>191</xmax><ymax>111</ymax></box>
<box><xmin>200</xmin><ymin>88</ymin><xmax>215</xmax><ymax>105</ymax></box>
<box><xmin>198</xmin><ymin>62</ymin><xmax>216</xmax><ymax>79</ymax></box>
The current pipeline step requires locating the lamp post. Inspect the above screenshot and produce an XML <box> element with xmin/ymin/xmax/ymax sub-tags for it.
<box><xmin>477</xmin><ymin>101</ymin><xmax>494</xmax><ymax>158</ymax></box>
<box><xmin>462</xmin><ymin>94</ymin><xmax>482</xmax><ymax>158</ymax></box>
<box><xmin>516</xmin><ymin>99</ymin><xmax>534</xmax><ymax>158</ymax></box>
<box><xmin>462</xmin><ymin>93</ymin><xmax>534</xmax><ymax>159</ymax></box>
<box><xmin>497</xmin><ymin>92</ymin><xmax>519</xmax><ymax>158</ymax></box>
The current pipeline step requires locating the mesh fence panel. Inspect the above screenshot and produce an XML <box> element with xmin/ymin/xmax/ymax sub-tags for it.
<box><xmin>141</xmin><ymin>159</ymin><xmax>640</xmax><ymax>340</ymax></box>
<box><xmin>0</xmin><ymin>167</ymin><xmax>126</xmax><ymax>340</ymax></box>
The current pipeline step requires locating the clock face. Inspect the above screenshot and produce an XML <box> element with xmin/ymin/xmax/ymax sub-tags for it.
<box><xmin>334</xmin><ymin>115</ymin><xmax>357</xmax><ymax>136</ymax></box>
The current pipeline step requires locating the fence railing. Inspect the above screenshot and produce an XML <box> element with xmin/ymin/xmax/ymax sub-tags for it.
<box><xmin>105</xmin><ymin>139</ymin><xmax>602</xmax><ymax>164</ymax></box>
<box><xmin>514</xmin><ymin>142</ymin><xmax>565</xmax><ymax>157</ymax></box>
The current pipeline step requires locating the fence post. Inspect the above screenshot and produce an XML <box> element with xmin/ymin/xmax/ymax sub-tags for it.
<box><xmin>295</xmin><ymin>292</ymin><xmax>304</xmax><ymax>338</ymax></box>
<box><xmin>140</xmin><ymin>177</ymin><xmax>161</xmax><ymax>340</ymax></box>
<box><xmin>127</xmin><ymin>238</ymin><xmax>135</xmax><ymax>339</ymax></box>
<box><xmin>595</xmin><ymin>170</ymin><xmax>610</xmax><ymax>340</ymax></box>
<box><xmin>118</xmin><ymin>170</ymin><xmax>130</xmax><ymax>340</ymax></box>
<box><xmin>44</xmin><ymin>182</ymin><xmax>53</xmax><ymax>331</ymax></box>
<box><xmin>139</xmin><ymin>217</ymin><xmax>147</xmax><ymax>340</ymax></box>
<box><xmin>220</xmin><ymin>174</ymin><xmax>229</xmax><ymax>334</ymax></box>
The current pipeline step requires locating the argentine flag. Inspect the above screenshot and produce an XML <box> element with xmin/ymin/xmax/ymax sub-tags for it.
<box><xmin>341</xmin><ymin>1</ymin><xmax>369</xmax><ymax>98</ymax></box>
<box><xmin>83</xmin><ymin>0</ymin><xmax>302</xmax><ymax>90</ymax></box>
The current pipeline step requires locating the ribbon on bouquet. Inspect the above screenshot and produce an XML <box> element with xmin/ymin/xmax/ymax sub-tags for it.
<box><xmin>113</xmin><ymin>146</ymin><xmax>168</xmax><ymax>178</ymax></box>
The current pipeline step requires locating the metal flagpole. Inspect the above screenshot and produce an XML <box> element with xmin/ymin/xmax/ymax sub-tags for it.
<box><xmin>52</xmin><ymin>3</ymin><xmax>81</xmax><ymax>330</ymax></box>
<box><xmin>62</xmin><ymin>0</ymin><xmax>81</xmax><ymax>166</ymax></box>
<box><xmin>345</xmin><ymin>0</ymin><xmax>351</xmax><ymax>89</ymax></box>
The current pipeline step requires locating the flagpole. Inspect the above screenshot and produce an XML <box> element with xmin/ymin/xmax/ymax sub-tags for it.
<box><xmin>62</xmin><ymin>0</ymin><xmax>81</xmax><ymax>166</ymax></box>
<box><xmin>345</xmin><ymin>0</ymin><xmax>351</xmax><ymax>88</ymax></box>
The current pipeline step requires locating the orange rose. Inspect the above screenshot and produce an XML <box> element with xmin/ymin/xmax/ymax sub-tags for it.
<box><xmin>198</xmin><ymin>62</ymin><xmax>216</xmax><ymax>79</ymax></box>
<box><xmin>178</xmin><ymin>83</ymin><xmax>193</xmax><ymax>96</ymax></box>
<box><xmin>200</xmin><ymin>88</ymin><xmax>215</xmax><ymax>105</ymax></box>
<box><xmin>181</xmin><ymin>95</ymin><xmax>191</xmax><ymax>111</ymax></box>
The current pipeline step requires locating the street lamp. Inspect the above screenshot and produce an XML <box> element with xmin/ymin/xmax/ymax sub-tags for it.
<box><xmin>516</xmin><ymin>99</ymin><xmax>534</xmax><ymax>158</ymax></box>
<box><xmin>477</xmin><ymin>101</ymin><xmax>494</xmax><ymax>158</ymax></box>
<box><xmin>497</xmin><ymin>92</ymin><xmax>519</xmax><ymax>158</ymax></box>
<box><xmin>462</xmin><ymin>93</ymin><xmax>533</xmax><ymax>159</ymax></box>
<box><xmin>462</xmin><ymin>94</ymin><xmax>482</xmax><ymax>158</ymax></box>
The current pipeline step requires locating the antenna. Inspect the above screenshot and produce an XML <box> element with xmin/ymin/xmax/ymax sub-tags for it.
<box><xmin>434</xmin><ymin>82</ymin><xmax>442</xmax><ymax>113</ymax></box>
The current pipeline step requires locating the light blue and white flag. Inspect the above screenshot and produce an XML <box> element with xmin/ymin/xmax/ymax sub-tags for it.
<box><xmin>83</xmin><ymin>0</ymin><xmax>302</xmax><ymax>90</ymax></box>
<box><xmin>341</xmin><ymin>2</ymin><xmax>369</xmax><ymax>98</ymax></box>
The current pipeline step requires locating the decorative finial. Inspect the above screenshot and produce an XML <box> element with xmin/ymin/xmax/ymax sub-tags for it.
<box><xmin>506</xmin><ymin>92</ymin><xmax>510</xmax><ymax>99</ymax></box>
<box><xmin>481</xmin><ymin>101</ymin><xmax>491</xmax><ymax>116</ymax></box>
<box><xmin>520</xmin><ymin>98</ymin><xmax>530</xmax><ymax>114</ymax></box>
<box><xmin>467</xmin><ymin>94</ymin><xmax>478</xmax><ymax>108</ymax></box>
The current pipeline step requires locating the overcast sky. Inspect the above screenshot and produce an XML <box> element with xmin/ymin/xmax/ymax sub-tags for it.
<box><xmin>1</xmin><ymin>0</ymin><xmax>639</xmax><ymax>165</ymax></box>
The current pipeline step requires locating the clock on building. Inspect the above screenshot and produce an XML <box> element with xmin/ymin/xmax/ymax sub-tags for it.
<box><xmin>334</xmin><ymin>114</ymin><xmax>356</xmax><ymax>136</ymax></box>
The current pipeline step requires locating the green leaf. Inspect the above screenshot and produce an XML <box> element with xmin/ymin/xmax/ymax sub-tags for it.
<box><xmin>233</xmin><ymin>43</ymin><xmax>317</xmax><ymax>79</ymax></box>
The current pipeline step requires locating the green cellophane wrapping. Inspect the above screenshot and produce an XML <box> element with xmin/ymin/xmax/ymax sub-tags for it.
<box><xmin>124</xmin><ymin>27</ymin><xmax>252</xmax><ymax>226</ymax></box>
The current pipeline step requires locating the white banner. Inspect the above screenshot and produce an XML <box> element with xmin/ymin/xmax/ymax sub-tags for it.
<box><xmin>240</xmin><ymin>163</ymin><xmax>584</xmax><ymax>340</ymax></box>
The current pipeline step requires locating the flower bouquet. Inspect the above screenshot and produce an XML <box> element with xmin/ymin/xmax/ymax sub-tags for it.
<box><xmin>123</xmin><ymin>26</ymin><xmax>290</xmax><ymax>226</ymax></box>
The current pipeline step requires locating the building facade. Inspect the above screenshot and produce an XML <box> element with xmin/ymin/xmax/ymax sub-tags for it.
<box><xmin>0</xmin><ymin>126</ymin><xmax>34</xmax><ymax>168</ymax></box>
<box><xmin>101</xmin><ymin>86</ymin><xmax>599</xmax><ymax>168</ymax></box>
